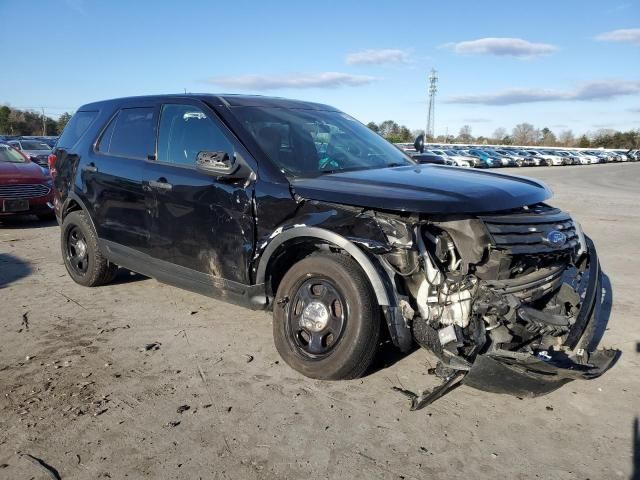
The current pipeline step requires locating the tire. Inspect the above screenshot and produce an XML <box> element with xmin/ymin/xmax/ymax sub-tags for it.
<box><xmin>273</xmin><ymin>253</ymin><xmax>380</xmax><ymax>380</ymax></box>
<box><xmin>61</xmin><ymin>210</ymin><xmax>118</xmax><ymax>287</ymax></box>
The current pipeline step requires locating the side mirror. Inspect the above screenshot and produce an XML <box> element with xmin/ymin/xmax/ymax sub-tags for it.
<box><xmin>413</xmin><ymin>135</ymin><xmax>424</xmax><ymax>154</ymax></box>
<box><xmin>196</xmin><ymin>151</ymin><xmax>240</xmax><ymax>177</ymax></box>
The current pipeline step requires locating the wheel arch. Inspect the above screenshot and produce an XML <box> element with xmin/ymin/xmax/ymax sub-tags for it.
<box><xmin>61</xmin><ymin>192</ymin><xmax>97</xmax><ymax>233</ymax></box>
<box><xmin>255</xmin><ymin>227</ymin><xmax>392</xmax><ymax>308</ymax></box>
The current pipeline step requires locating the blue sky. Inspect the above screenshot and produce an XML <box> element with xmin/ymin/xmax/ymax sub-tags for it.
<box><xmin>1</xmin><ymin>0</ymin><xmax>639</xmax><ymax>137</ymax></box>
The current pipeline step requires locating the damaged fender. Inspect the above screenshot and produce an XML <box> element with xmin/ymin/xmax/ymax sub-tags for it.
<box><xmin>254</xmin><ymin>225</ymin><xmax>414</xmax><ymax>351</ymax></box>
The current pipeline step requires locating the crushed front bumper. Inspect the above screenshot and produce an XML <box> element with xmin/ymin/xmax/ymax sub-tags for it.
<box><xmin>463</xmin><ymin>237</ymin><xmax>620</xmax><ymax>397</ymax></box>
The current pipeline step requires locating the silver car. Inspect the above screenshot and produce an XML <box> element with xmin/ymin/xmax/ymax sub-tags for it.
<box><xmin>7</xmin><ymin>139</ymin><xmax>52</xmax><ymax>169</ymax></box>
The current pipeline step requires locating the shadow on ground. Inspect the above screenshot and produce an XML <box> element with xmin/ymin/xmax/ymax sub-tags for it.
<box><xmin>0</xmin><ymin>215</ymin><xmax>57</xmax><ymax>229</ymax></box>
<box><xmin>0</xmin><ymin>253</ymin><xmax>32</xmax><ymax>288</ymax></box>
<box><xmin>109</xmin><ymin>268</ymin><xmax>149</xmax><ymax>286</ymax></box>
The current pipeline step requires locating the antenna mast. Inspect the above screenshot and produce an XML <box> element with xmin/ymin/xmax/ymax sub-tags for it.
<box><xmin>426</xmin><ymin>69</ymin><xmax>438</xmax><ymax>140</ymax></box>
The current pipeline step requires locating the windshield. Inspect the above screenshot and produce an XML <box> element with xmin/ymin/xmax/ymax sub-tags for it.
<box><xmin>230</xmin><ymin>107</ymin><xmax>413</xmax><ymax>177</ymax></box>
<box><xmin>0</xmin><ymin>145</ymin><xmax>27</xmax><ymax>163</ymax></box>
<box><xmin>20</xmin><ymin>140</ymin><xmax>51</xmax><ymax>150</ymax></box>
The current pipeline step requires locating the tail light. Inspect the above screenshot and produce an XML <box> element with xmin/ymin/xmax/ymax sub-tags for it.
<box><xmin>48</xmin><ymin>153</ymin><xmax>57</xmax><ymax>169</ymax></box>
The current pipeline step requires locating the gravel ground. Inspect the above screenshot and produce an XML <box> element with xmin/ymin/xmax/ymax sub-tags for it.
<box><xmin>1</xmin><ymin>163</ymin><xmax>638</xmax><ymax>479</ymax></box>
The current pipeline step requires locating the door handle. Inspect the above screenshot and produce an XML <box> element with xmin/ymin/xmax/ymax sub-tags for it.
<box><xmin>83</xmin><ymin>163</ymin><xmax>98</xmax><ymax>173</ymax></box>
<box><xmin>148</xmin><ymin>179</ymin><xmax>173</xmax><ymax>191</ymax></box>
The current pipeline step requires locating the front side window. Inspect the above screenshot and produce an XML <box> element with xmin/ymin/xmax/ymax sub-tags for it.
<box><xmin>231</xmin><ymin>107</ymin><xmax>413</xmax><ymax>177</ymax></box>
<box><xmin>97</xmin><ymin>107</ymin><xmax>155</xmax><ymax>159</ymax></box>
<box><xmin>156</xmin><ymin>104</ymin><xmax>233</xmax><ymax>166</ymax></box>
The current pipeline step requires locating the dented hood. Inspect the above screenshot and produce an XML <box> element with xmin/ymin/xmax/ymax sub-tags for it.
<box><xmin>291</xmin><ymin>164</ymin><xmax>551</xmax><ymax>214</ymax></box>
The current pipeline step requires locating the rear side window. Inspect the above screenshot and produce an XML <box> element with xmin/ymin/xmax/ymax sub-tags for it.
<box><xmin>57</xmin><ymin>110</ymin><xmax>98</xmax><ymax>148</ymax></box>
<box><xmin>97</xmin><ymin>107</ymin><xmax>155</xmax><ymax>159</ymax></box>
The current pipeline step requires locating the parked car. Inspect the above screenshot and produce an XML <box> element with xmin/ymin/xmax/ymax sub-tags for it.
<box><xmin>411</xmin><ymin>152</ymin><xmax>449</xmax><ymax>165</ymax></box>
<box><xmin>464</xmin><ymin>149</ymin><xmax>497</xmax><ymax>168</ymax></box>
<box><xmin>575</xmin><ymin>151</ymin><xmax>599</xmax><ymax>164</ymax></box>
<box><xmin>0</xmin><ymin>143</ymin><xmax>55</xmax><ymax>220</ymax></box>
<box><xmin>6</xmin><ymin>139</ymin><xmax>52</xmax><ymax>168</ymax></box>
<box><xmin>483</xmin><ymin>149</ymin><xmax>515</xmax><ymax>167</ymax></box>
<box><xmin>494</xmin><ymin>149</ymin><xmax>525</xmax><ymax>167</ymax></box>
<box><xmin>52</xmin><ymin>94</ymin><xmax>617</xmax><ymax>403</ymax></box>
<box><xmin>427</xmin><ymin>149</ymin><xmax>472</xmax><ymax>167</ymax></box>
<box><xmin>442</xmin><ymin>149</ymin><xmax>477</xmax><ymax>167</ymax></box>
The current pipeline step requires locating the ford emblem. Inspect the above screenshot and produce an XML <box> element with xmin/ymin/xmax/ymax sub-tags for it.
<box><xmin>544</xmin><ymin>230</ymin><xmax>567</xmax><ymax>248</ymax></box>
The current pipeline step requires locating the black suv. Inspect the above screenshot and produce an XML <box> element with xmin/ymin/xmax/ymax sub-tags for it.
<box><xmin>51</xmin><ymin>95</ymin><xmax>617</xmax><ymax>399</ymax></box>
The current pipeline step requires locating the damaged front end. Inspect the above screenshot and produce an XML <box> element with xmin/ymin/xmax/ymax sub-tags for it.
<box><xmin>378</xmin><ymin>203</ymin><xmax>619</xmax><ymax>404</ymax></box>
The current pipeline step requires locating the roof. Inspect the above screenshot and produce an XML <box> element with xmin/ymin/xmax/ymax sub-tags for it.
<box><xmin>78</xmin><ymin>94</ymin><xmax>338</xmax><ymax>112</ymax></box>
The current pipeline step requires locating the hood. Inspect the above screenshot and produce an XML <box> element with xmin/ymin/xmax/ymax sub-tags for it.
<box><xmin>0</xmin><ymin>160</ymin><xmax>48</xmax><ymax>184</ymax></box>
<box><xmin>291</xmin><ymin>164</ymin><xmax>551</xmax><ymax>214</ymax></box>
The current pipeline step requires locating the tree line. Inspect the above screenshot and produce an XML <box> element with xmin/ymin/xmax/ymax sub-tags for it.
<box><xmin>367</xmin><ymin>119</ymin><xmax>639</xmax><ymax>149</ymax></box>
<box><xmin>0</xmin><ymin>105</ymin><xmax>72</xmax><ymax>136</ymax></box>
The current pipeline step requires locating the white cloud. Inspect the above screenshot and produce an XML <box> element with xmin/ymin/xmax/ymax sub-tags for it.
<box><xmin>445</xmin><ymin>79</ymin><xmax>640</xmax><ymax>105</ymax></box>
<box><xmin>203</xmin><ymin>72</ymin><xmax>376</xmax><ymax>90</ymax></box>
<box><xmin>595</xmin><ymin>28</ymin><xmax>640</xmax><ymax>45</ymax></box>
<box><xmin>444</xmin><ymin>37</ymin><xmax>556</xmax><ymax>58</ymax></box>
<box><xmin>346</xmin><ymin>49</ymin><xmax>410</xmax><ymax>65</ymax></box>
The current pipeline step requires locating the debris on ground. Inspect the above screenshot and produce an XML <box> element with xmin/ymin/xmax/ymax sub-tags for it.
<box><xmin>142</xmin><ymin>342</ymin><xmax>161</xmax><ymax>352</ymax></box>
<box><xmin>392</xmin><ymin>371</ymin><xmax>466</xmax><ymax>411</ymax></box>
<box><xmin>243</xmin><ymin>354</ymin><xmax>254</xmax><ymax>363</ymax></box>
<box><xmin>176</xmin><ymin>405</ymin><xmax>190</xmax><ymax>414</ymax></box>
<box><xmin>98</xmin><ymin>324</ymin><xmax>130</xmax><ymax>335</ymax></box>
<box><xmin>166</xmin><ymin>421</ymin><xmax>181</xmax><ymax>428</ymax></box>
<box><xmin>18</xmin><ymin>311</ymin><xmax>29</xmax><ymax>332</ymax></box>
<box><xmin>18</xmin><ymin>452</ymin><xmax>61</xmax><ymax>480</ymax></box>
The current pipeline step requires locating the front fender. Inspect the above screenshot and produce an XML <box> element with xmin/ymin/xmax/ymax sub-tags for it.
<box><xmin>254</xmin><ymin>226</ymin><xmax>414</xmax><ymax>352</ymax></box>
<box><xmin>255</xmin><ymin>226</ymin><xmax>391</xmax><ymax>306</ymax></box>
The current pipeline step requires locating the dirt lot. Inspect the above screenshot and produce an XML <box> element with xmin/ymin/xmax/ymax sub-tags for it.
<box><xmin>1</xmin><ymin>163</ymin><xmax>639</xmax><ymax>479</ymax></box>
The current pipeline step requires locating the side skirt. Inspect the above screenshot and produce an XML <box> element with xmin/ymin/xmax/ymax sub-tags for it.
<box><xmin>99</xmin><ymin>240</ymin><xmax>268</xmax><ymax>310</ymax></box>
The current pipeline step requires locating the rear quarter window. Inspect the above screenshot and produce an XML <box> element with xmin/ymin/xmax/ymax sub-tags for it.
<box><xmin>57</xmin><ymin>110</ymin><xmax>99</xmax><ymax>149</ymax></box>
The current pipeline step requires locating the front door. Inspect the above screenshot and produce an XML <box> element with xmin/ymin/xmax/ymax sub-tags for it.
<box><xmin>144</xmin><ymin>100</ymin><xmax>255</xmax><ymax>292</ymax></box>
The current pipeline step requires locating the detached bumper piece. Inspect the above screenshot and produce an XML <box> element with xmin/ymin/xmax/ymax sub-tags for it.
<box><xmin>462</xmin><ymin>348</ymin><xmax>619</xmax><ymax>397</ymax></box>
<box><xmin>463</xmin><ymin>237</ymin><xmax>620</xmax><ymax>397</ymax></box>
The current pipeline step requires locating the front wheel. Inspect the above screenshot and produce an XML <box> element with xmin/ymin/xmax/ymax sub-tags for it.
<box><xmin>272</xmin><ymin>253</ymin><xmax>380</xmax><ymax>380</ymax></box>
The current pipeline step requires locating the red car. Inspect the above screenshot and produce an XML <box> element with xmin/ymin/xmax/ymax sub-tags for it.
<box><xmin>0</xmin><ymin>143</ymin><xmax>55</xmax><ymax>220</ymax></box>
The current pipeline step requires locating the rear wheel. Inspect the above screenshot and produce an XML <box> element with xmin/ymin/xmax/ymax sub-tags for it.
<box><xmin>273</xmin><ymin>253</ymin><xmax>380</xmax><ymax>380</ymax></box>
<box><xmin>61</xmin><ymin>211</ymin><xmax>118</xmax><ymax>287</ymax></box>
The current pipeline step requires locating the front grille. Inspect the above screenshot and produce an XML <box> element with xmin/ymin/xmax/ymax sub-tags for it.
<box><xmin>0</xmin><ymin>184</ymin><xmax>51</xmax><ymax>199</ymax></box>
<box><xmin>484</xmin><ymin>264</ymin><xmax>566</xmax><ymax>302</ymax></box>
<box><xmin>480</xmin><ymin>206</ymin><xmax>578</xmax><ymax>255</ymax></box>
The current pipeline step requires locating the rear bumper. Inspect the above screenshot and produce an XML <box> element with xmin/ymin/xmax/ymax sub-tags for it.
<box><xmin>463</xmin><ymin>238</ymin><xmax>619</xmax><ymax>396</ymax></box>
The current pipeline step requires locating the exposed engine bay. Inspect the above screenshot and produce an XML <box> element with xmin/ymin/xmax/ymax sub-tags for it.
<box><xmin>377</xmin><ymin>203</ymin><xmax>618</xmax><ymax>408</ymax></box>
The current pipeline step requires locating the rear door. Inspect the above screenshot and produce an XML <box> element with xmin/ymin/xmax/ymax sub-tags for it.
<box><xmin>87</xmin><ymin>102</ymin><xmax>158</xmax><ymax>255</ymax></box>
<box><xmin>144</xmin><ymin>99</ymin><xmax>256</xmax><ymax>287</ymax></box>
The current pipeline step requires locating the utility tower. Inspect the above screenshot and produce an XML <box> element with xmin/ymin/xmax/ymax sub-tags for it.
<box><xmin>425</xmin><ymin>69</ymin><xmax>438</xmax><ymax>140</ymax></box>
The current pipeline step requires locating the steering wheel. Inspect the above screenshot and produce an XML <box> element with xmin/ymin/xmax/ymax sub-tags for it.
<box><xmin>319</xmin><ymin>151</ymin><xmax>349</xmax><ymax>171</ymax></box>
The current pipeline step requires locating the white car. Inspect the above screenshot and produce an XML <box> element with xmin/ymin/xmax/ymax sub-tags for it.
<box><xmin>576</xmin><ymin>152</ymin><xmax>599</xmax><ymax>164</ymax></box>
<box><xmin>522</xmin><ymin>150</ymin><xmax>557</xmax><ymax>166</ymax></box>
<box><xmin>539</xmin><ymin>150</ymin><xmax>566</xmax><ymax>166</ymax></box>
<box><xmin>429</xmin><ymin>149</ymin><xmax>472</xmax><ymax>168</ymax></box>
